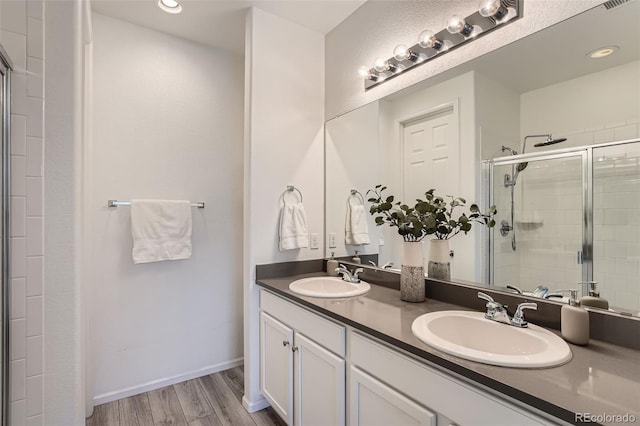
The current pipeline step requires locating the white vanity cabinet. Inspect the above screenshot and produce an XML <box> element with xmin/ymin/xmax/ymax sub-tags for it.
<box><xmin>260</xmin><ymin>290</ymin><xmax>346</xmax><ymax>426</ymax></box>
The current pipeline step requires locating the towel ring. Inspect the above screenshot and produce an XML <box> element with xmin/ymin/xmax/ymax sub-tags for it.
<box><xmin>282</xmin><ymin>185</ymin><xmax>303</xmax><ymax>203</ymax></box>
<box><xmin>348</xmin><ymin>189</ymin><xmax>365</xmax><ymax>206</ymax></box>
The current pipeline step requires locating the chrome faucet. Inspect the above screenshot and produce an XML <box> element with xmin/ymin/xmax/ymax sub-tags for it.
<box><xmin>336</xmin><ymin>264</ymin><xmax>363</xmax><ymax>283</ymax></box>
<box><xmin>368</xmin><ymin>260</ymin><xmax>394</xmax><ymax>269</ymax></box>
<box><xmin>477</xmin><ymin>292</ymin><xmax>537</xmax><ymax>328</ymax></box>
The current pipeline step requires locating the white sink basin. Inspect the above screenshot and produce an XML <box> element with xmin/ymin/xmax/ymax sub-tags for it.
<box><xmin>411</xmin><ymin>311</ymin><xmax>572</xmax><ymax>368</ymax></box>
<box><xmin>289</xmin><ymin>276</ymin><xmax>370</xmax><ymax>298</ymax></box>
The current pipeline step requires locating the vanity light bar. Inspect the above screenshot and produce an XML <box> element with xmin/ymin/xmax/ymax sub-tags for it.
<box><xmin>361</xmin><ymin>0</ymin><xmax>522</xmax><ymax>90</ymax></box>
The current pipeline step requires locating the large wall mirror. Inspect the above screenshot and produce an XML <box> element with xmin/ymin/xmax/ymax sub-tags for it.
<box><xmin>325</xmin><ymin>1</ymin><xmax>640</xmax><ymax>316</ymax></box>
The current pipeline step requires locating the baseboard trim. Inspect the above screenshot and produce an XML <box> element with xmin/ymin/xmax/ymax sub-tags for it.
<box><xmin>93</xmin><ymin>357</ymin><xmax>244</xmax><ymax>405</ymax></box>
<box><xmin>242</xmin><ymin>395</ymin><xmax>270</xmax><ymax>413</ymax></box>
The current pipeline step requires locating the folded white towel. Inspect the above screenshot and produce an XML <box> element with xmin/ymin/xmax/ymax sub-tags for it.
<box><xmin>131</xmin><ymin>199</ymin><xmax>192</xmax><ymax>264</ymax></box>
<box><xmin>345</xmin><ymin>203</ymin><xmax>370</xmax><ymax>246</ymax></box>
<box><xmin>279</xmin><ymin>202</ymin><xmax>309</xmax><ymax>251</ymax></box>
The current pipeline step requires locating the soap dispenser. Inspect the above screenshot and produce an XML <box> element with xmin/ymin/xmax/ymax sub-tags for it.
<box><xmin>561</xmin><ymin>289</ymin><xmax>589</xmax><ymax>346</ymax></box>
<box><xmin>352</xmin><ymin>250</ymin><xmax>361</xmax><ymax>264</ymax></box>
<box><xmin>580</xmin><ymin>281</ymin><xmax>609</xmax><ymax>310</ymax></box>
<box><xmin>327</xmin><ymin>252</ymin><xmax>339</xmax><ymax>277</ymax></box>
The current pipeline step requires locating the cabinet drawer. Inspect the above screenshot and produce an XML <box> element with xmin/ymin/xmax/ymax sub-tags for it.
<box><xmin>350</xmin><ymin>331</ymin><xmax>550</xmax><ymax>426</ymax></box>
<box><xmin>260</xmin><ymin>290</ymin><xmax>346</xmax><ymax>357</ymax></box>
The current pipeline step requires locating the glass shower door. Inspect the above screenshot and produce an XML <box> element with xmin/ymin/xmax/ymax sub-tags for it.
<box><xmin>491</xmin><ymin>152</ymin><xmax>586</xmax><ymax>295</ymax></box>
<box><xmin>593</xmin><ymin>142</ymin><xmax>640</xmax><ymax>314</ymax></box>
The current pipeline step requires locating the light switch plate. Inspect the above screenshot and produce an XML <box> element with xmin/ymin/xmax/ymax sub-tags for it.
<box><xmin>329</xmin><ymin>232</ymin><xmax>336</xmax><ymax>248</ymax></box>
<box><xmin>310</xmin><ymin>233</ymin><xmax>319</xmax><ymax>249</ymax></box>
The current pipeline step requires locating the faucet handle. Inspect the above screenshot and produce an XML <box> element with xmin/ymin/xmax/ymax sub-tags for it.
<box><xmin>512</xmin><ymin>302</ymin><xmax>537</xmax><ymax>327</ymax></box>
<box><xmin>352</xmin><ymin>268</ymin><xmax>364</xmax><ymax>282</ymax></box>
<box><xmin>477</xmin><ymin>292</ymin><xmax>494</xmax><ymax>303</ymax></box>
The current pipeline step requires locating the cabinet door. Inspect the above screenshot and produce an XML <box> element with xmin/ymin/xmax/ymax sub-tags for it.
<box><xmin>350</xmin><ymin>367</ymin><xmax>435</xmax><ymax>426</ymax></box>
<box><xmin>295</xmin><ymin>333</ymin><xmax>345</xmax><ymax>426</ymax></box>
<box><xmin>260</xmin><ymin>312</ymin><xmax>294</xmax><ymax>425</ymax></box>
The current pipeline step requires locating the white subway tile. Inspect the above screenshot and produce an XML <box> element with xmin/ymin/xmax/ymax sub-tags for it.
<box><xmin>26</xmin><ymin>0</ymin><xmax>43</xmax><ymax>20</ymax></box>
<box><xmin>627</xmin><ymin>242</ymin><xmax>640</xmax><ymax>258</ymax></box>
<box><xmin>25</xmin><ymin>217</ymin><xmax>42</xmax><ymax>257</ymax></box>
<box><xmin>11</xmin><ymin>155</ymin><xmax>26</xmax><ymax>196</ymax></box>
<box><xmin>25</xmin><ymin>257</ymin><xmax>42</xmax><ymax>297</ymax></box>
<box><xmin>11</xmin><ymin>196</ymin><xmax>25</xmax><ymax>237</ymax></box>
<box><xmin>26</xmin><ymin>17</ymin><xmax>43</xmax><ymax>59</ymax></box>
<box><xmin>564</xmin><ymin>209</ymin><xmax>581</xmax><ymax>225</ymax></box>
<box><xmin>614</xmin><ymin>225</ymin><xmax>639</xmax><ymax>243</ymax></box>
<box><xmin>615</xmin><ymin>258</ymin><xmax>639</xmax><ymax>276</ymax></box>
<box><xmin>604</xmin><ymin>209</ymin><xmax>626</xmax><ymax>225</ymax></box>
<box><xmin>25</xmin><ymin>375</ymin><xmax>42</xmax><ymax>417</ymax></box>
<box><xmin>11</xmin><ymin>114</ymin><xmax>26</xmax><ymax>156</ymax></box>
<box><xmin>25</xmin><ymin>137</ymin><xmax>42</xmax><ymax>177</ymax></box>
<box><xmin>614</xmin><ymin>124</ymin><xmax>639</xmax><ymax>141</ymax></box>
<box><xmin>25</xmin><ymin>178</ymin><xmax>42</xmax><ymax>217</ymax></box>
<box><xmin>572</xmin><ymin>132</ymin><xmax>593</xmax><ymax>146</ymax></box>
<box><xmin>26</xmin><ymin>98</ymin><xmax>42</xmax><ymax>138</ymax></box>
<box><xmin>26</xmin><ymin>415</ymin><xmax>42</xmax><ymax>426</ymax></box>
<box><xmin>25</xmin><ymin>296</ymin><xmax>42</xmax><ymax>337</ymax></box>
<box><xmin>593</xmin><ymin>209</ymin><xmax>603</xmax><ymax>225</ymax></box>
<box><xmin>10</xmin><ymin>399</ymin><xmax>26</xmax><ymax>426</ymax></box>
<box><xmin>0</xmin><ymin>30</ymin><xmax>26</xmax><ymax>72</ymax></box>
<box><xmin>627</xmin><ymin>117</ymin><xmax>640</xmax><ymax>125</ymax></box>
<box><xmin>606</xmin><ymin>120</ymin><xmax>627</xmax><ymax>129</ymax></box>
<box><xmin>26</xmin><ymin>57</ymin><xmax>42</xmax><ymax>98</ymax></box>
<box><xmin>10</xmin><ymin>319</ymin><xmax>25</xmax><ymax>360</ymax></box>
<box><xmin>1</xmin><ymin>1</ymin><xmax>27</xmax><ymax>35</ymax></box>
<box><xmin>25</xmin><ymin>336</ymin><xmax>42</xmax><ymax>377</ymax></box>
<box><xmin>593</xmin><ymin>128</ymin><xmax>615</xmax><ymax>144</ymax></box>
<box><xmin>11</xmin><ymin>74</ymin><xmax>28</xmax><ymax>115</ymax></box>
<box><xmin>11</xmin><ymin>238</ymin><xmax>26</xmax><ymax>278</ymax></box>
<box><xmin>604</xmin><ymin>240</ymin><xmax>626</xmax><ymax>258</ymax></box>
<box><xmin>10</xmin><ymin>278</ymin><xmax>25</xmax><ymax>319</ymax></box>
<box><xmin>10</xmin><ymin>360</ymin><xmax>25</xmax><ymax>401</ymax></box>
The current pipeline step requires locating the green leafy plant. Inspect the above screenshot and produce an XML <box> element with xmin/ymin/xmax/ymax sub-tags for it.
<box><xmin>367</xmin><ymin>185</ymin><xmax>496</xmax><ymax>242</ymax></box>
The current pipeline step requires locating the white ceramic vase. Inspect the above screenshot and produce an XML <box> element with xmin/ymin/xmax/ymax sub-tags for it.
<box><xmin>401</xmin><ymin>241</ymin><xmax>425</xmax><ymax>302</ymax></box>
<box><xmin>428</xmin><ymin>239</ymin><xmax>451</xmax><ymax>281</ymax></box>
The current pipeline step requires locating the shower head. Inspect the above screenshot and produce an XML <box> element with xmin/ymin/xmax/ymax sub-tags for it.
<box><xmin>501</xmin><ymin>145</ymin><xmax>518</xmax><ymax>155</ymax></box>
<box><xmin>533</xmin><ymin>137</ymin><xmax>567</xmax><ymax>147</ymax></box>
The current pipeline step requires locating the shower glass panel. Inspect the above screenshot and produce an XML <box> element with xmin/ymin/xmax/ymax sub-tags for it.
<box><xmin>490</xmin><ymin>153</ymin><xmax>585</xmax><ymax>294</ymax></box>
<box><xmin>593</xmin><ymin>143</ymin><xmax>640</xmax><ymax>313</ymax></box>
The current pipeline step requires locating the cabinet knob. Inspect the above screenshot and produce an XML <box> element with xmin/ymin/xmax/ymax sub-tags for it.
<box><xmin>292</xmin><ymin>346</ymin><xmax>299</xmax><ymax>352</ymax></box>
<box><xmin>282</xmin><ymin>340</ymin><xmax>290</xmax><ymax>347</ymax></box>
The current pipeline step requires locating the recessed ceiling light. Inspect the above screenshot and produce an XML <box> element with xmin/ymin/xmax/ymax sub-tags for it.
<box><xmin>157</xmin><ymin>0</ymin><xmax>182</xmax><ymax>14</ymax></box>
<box><xmin>587</xmin><ymin>46</ymin><xmax>619</xmax><ymax>59</ymax></box>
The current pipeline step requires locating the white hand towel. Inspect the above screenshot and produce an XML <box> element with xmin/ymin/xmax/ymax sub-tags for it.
<box><xmin>345</xmin><ymin>203</ymin><xmax>370</xmax><ymax>246</ymax></box>
<box><xmin>131</xmin><ymin>199</ymin><xmax>192</xmax><ymax>264</ymax></box>
<box><xmin>279</xmin><ymin>202</ymin><xmax>309</xmax><ymax>251</ymax></box>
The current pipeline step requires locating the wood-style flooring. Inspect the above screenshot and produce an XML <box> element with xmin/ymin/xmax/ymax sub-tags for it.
<box><xmin>86</xmin><ymin>366</ymin><xmax>286</xmax><ymax>426</ymax></box>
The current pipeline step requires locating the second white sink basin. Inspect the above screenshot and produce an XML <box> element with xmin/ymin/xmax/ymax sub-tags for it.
<box><xmin>411</xmin><ymin>311</ymin><xmax>572</xmax><ymax>368</ymax></box>
<box><xmin>289</xmin><ymin>276</ymin><xmax>370</xmax><ymax>298</ymax></box>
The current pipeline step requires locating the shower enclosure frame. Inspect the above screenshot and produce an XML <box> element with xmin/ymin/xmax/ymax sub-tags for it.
<box><xmin>482</xmin><ymin>139</ymin><xmax>640</xmax><ymax>287</ymax></box>
<box><xmin>0</xmin><ymin>45</ymin><xmax>12</xmax><ymax>426</ymax></box>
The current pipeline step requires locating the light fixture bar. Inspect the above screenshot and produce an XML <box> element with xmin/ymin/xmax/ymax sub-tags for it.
<box><xmin>362</xmin><ymin>0</ymin><xmax>521</xmax><ymax>90</ymax></box>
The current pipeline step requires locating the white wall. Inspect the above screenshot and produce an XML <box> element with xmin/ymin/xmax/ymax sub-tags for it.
<box><xmin>1</xmin><ymin>0</ymin><xmax>46</xmax><ymax>424</ymax></box>
<box><xmin>325</xmin><ymin>101</ymin><xmax>379</xmax><ymax>259</ymax></box>
<box><xmin>243</xmin><ymin>7</ymin><xmax>324</xmax><ymax>411</ymax></box>
<box><xmin>88</xmin><ymin>13</ymin><xmax>244</xmax><ymax>403</ymax></box>
<box><xmin>325</xmin><ymin>0</ymin><xmax>602</xmax><ymax>118</ymax></box>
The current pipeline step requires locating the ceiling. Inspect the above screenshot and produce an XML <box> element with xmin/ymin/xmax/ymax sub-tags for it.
<box><xmin>91</xmin><ymin>0</ymin><xmax>367</xmax><ymax>54</ymax></box>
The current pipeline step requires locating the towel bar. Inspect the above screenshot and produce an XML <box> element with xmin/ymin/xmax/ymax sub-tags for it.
<box><xmin>108</xmin><ymin>200</ymin><xmax>205</xmax><ymax>208</ymax></box>
<box><xmin>282</xmin><ymin>185</ymin><xmax>303</xmax><ymax>202</ymax></box>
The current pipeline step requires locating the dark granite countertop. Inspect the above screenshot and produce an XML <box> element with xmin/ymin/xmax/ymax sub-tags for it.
<box><xmin>257</xmin><ymin>272</ymin><xmax>640</xmax><ymax>426</ymax></box>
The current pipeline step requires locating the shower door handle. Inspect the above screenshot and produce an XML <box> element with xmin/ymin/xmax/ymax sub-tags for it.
<box><xmin>577</xmin><ymin>251</ymin><xmax>584</xmax><ymax>264</ymax></box>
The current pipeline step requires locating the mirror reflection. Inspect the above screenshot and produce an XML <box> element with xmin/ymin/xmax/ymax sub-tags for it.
<box><xmin>325</xmin><ymin>1</ymin><xmax>640</xmax><ymax>316</ymax></box>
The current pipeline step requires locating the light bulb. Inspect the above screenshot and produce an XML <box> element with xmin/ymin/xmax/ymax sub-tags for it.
<box><xmin>478</xmin><ymin>0</ymin><xmax>507</xmax><ymax>20</ymax></box>
<box><xmin>157</xmin><ymin>0</ymin><xmax>182</xmax><ymax>13</ymax></box>
<box><xmin>358</xmin><ymin>66</ymin><xmax>371</xmax><ymax>78</ymax></box>
<box><xmin>418</xmin><ymin>30</ymin><xmax>443</xmax><ymax>50</ymax></box>
<box><xmin>393</xmin><ymin>44</ymin><xmax>417</xmax><ymax>62</ymax></box>
<box><xmin>373</xmin><ymin>58</ymin><xmax>387</xmax><ymax>72</ymax></box>
<box><xmin>447</xmin><ymin>15</ymin><xmax>473</xmax><ymax>36</ymax></box>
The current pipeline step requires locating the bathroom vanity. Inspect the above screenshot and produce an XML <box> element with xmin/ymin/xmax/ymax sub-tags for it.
<box><xmin>257</xmin><ymin>270</ymin><xmax>640</xmax><ymax>426</ymax></box>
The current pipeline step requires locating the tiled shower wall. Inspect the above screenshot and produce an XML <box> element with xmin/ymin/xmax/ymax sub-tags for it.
<box><xmin>0</xmin><ymin>0</ymin><xmax>45</xmax><ymax>425</ymax></box>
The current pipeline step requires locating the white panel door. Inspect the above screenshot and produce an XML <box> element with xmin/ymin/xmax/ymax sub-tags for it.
<box><xmin>350</xmin><ymin>367</ymin><xmax>436</xmax><ymax>426</ymax></box>
<box><xmin>295</xmin><ymin>333</ymin><xmax>346</xmax><ymax>426</ymax></box>
<box><xmin>402</xmin><ymin>105</ymin><xmax>459</xmax><ymax>202</ymax></box>
<box><xmin>260</xmin><ymin>312</ymin><xmax>294</xmax><ymax>425</ymax></box>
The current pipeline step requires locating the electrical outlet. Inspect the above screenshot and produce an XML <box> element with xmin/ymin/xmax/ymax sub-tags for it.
<box><xmin>310</xmin><ymin>233</ymin><xmax>319</xmax><ymax>249</ymax></box>
<box><xmin>329</xmin><ymin>232</ymin><xmax>336</xmax><ymax>248</ymax></box>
